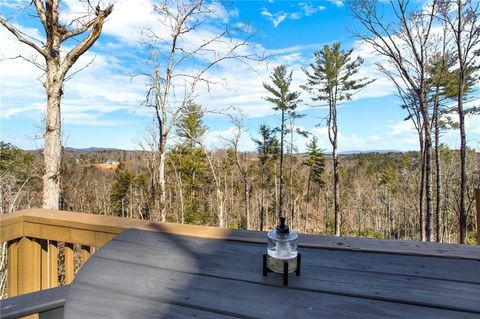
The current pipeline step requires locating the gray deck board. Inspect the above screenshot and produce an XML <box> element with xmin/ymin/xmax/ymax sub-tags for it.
<box><xmin>190</xmin><ymin>228</ymin><xmax>480</xmax><ymax>260</ymax></box>
<box><xmin>115</xmin><ymin>229</ymin><xmax>480</xmax><ymax>283</ymax></box>
<box><xmin>64</xmin><ymin>228</ymin><xmax>480</xmax><ymax>318</ymax></box>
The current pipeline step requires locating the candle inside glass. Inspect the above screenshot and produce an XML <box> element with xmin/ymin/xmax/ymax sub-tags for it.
<box><xmin>267</xmin><ymin>229</ymin><xmax>298</xmax><ymax>273</ymax></box>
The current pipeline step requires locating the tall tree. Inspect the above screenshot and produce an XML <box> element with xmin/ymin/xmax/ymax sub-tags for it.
<box><xmin>263</xmin><ymin>65</ymin><xmax>301</xmax><ymax>223</ymax></box>
<box><xmin>0</xmin><ymin>1</ymin><xmax>113</xmax><ymax>209</ymax></box>
<box><xmin>253</xmin><ymin>125</ymin><xmax>280</xmax><ymax>231</ymax></box>
<box><xmin>302</xmin><ymin>42</ymin><xmax>372</xmax><ymax>236</ymax></box>
<box><xmin>172</xmin><ymin>101</ymin><xmax>208</xmax><ymax>224</ymax></box>
<box><xmin>224</xmin><ymin>114</ymin><xmax>252</xmax><ymax>229</ymax></box>
<box><xmin>349</xmin><ymin>0</ymin><xmax>438</xmax><ymax>241</ymax></box>
<box><xmin>144</xmin><ymin>0</ymin><xmax>261</xmax><ymax>222</ymax></box>
<box><xmin>174</xmin><ymin>103</ymin><xmax>226</xmax><ymax>227</ymax></box>
<box><xmin>286</xmin><ymin>109</ymin><xmax>306</xmax><ymax>229</ymax></box>
<box><xmin>439</xmin><ymin>0</ymin><xmax>480</xmax><ymax>243</ymax></box>
<box><xmin>426</xmin><ymin>42</ymin><xmax>456</xmax><ymax>242</ymax></box>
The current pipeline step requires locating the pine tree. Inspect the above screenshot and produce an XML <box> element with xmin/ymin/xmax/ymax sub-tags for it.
<box><xmin>304</xmin><ymin>137</ymin><xmax>326</xmax><ymax>189</ymax></box>
<box><xmin>171</xmin><ymin>101</ymin><xmax>208</xmax><ymax>224</ymax></box>
<box><xmin>176</xmin><ymin>101</ymin><xmax>207</xmax><ymax>147</ymax></box>
<box><xmin>253</xmin><ymin>124</ymin><xmax>280</xmax><ymax>230</ymax></box>
<box><xmin>303</xmin><ymin>136</ymin><xmax>326</xmax><ymax>232</ymax></box>
<box><xmin>110</xmin><ymin>169</ymin><xmax>135</xmax><ymax>217</ymax></box>
<box><xmin>263</xmin><ymin>65</ymin><xmax>301</xmax><ymax>223</ymax></box>
<box><xmin>302</xmin><ymin>43</ymin><xmax>373</xmax><ymax>236</ymax></box>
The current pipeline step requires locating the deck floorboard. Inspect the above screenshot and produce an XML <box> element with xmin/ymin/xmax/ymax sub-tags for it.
<box><xmin>64</xmin><ymin>228</ymin><xmax>480</xmax><ymax>318</ymax></box>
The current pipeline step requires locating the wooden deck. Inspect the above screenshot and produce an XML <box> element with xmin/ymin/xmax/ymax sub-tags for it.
<box><xmin>64</xmin><ymin>228</ymin><xmax>480</xmax><ymax>318</ymax></box>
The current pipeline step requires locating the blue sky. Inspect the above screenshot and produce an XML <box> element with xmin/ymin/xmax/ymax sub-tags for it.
<box><xmin>1</xmin><ymin>0</ymin><xmax>479</xmax><ymax>152</ymax></box>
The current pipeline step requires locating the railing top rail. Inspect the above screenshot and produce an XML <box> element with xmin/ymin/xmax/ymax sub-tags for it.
<box><xmin>1</xmin><ymin>209</ymin><xmax>479</xmax><ymax>260</ymax></box>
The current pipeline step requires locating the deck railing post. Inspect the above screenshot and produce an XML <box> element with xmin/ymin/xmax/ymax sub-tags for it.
<box><xmin>18</xmin><ymin>237</ymin><xmax>42</xmax><ymax>295</ymax></box>
<box><xmin>39</xmin><ymin>239</ymin><xmax>49</xmax><ymax>290</ymax></box>
<box><xmin>81</xmin><ymin>245</ymin><xmax>91</xmax><ymax>265</ymax></box>
<box><xmin>7</xmin><ymin>239</ymin><xmax>19</xmax><ymax>297</ymax></box>
<box><xmin>64</xmin><ymin>243</ymin><xmax>75</xmax><ymax>284</ymax></box>
<box><xmin>49</xmin><ymin>240</ymin><xmax>59</xmax><ymax>288</ymax></box>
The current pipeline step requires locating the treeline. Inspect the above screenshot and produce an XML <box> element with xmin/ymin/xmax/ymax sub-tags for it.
<box><xmin>2</xmin><ymin>139</ymin><xmax>479</xmax><ymax>244</ymax></box>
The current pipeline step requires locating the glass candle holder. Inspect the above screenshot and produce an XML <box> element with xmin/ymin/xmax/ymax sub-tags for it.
<box><xmin>266</xmin><ymin>220</ymin><xmax>298</xmax><ymax>273</ymax></box>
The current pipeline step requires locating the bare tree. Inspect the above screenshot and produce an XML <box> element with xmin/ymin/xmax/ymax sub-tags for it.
<box><xmin>0</xmin><ymin>1</ymin><xmax>113</xmax><ymax>209</ymax></box>
<box><xmin>349</xmin><ymin>0</ymin><xmax>438</xmax><ymax>241</ymax></box>
<box><xmin>143</xmin><ymin>0</ymin><xmax>262</xmax><ymax>222</ymax></box>
<box><xmin>438</xmin><ymin>0</ymin><xmax>480</xmax><ymax>243</ymax></box>
<box><xmin>223</xmin><ymin>113</ymin><xmax>251</xmax><ymax>229</ymax></box>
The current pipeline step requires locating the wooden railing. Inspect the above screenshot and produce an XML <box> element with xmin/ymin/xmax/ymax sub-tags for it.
<box><xmin>0</xmin><ymin>208</ymin><xmax>252</xmax><ymax>298</ymax></box>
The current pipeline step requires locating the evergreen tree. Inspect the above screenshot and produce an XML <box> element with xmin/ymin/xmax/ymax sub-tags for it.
<box><xmin>253</xmin><ymin>124</ymin><xmax>280</xmax><ymax>230</ymax></box>
<box><xmin>110</xmin><ymin>169</ymin><xmax>135</xmax><ymax>217</ymax></box>
<box><xmin>254</xmin><ymin>125</ymin><xmax>280</xmax><ymax>169</ymax></box>
<box><xmin>176</xmin><ymin>101</ymin><xmax>207</xmax><ymax>147</ymax></box>
<box><xmin>302</xmin><ymin>42</ymin><xmax>373</xmax><ymax>236</ymax></box>
<box><xmin>304</xmin><ymin>137</ymin><xmax>326</xmax><ymax>189</ymax></box>
<box><xmin>171</xmin><ymin>101</ymin><xmax>208</xmax><ymax>224</ymax></box>
<box><xmin>263</xmin><ymin>65</ymin><xmax>301</xmax><ymax>222</ymax></box>
<box><xmin>303</xmin><ymin>136</ymin><xmax>326</xmax><ymax>232</ymax></box>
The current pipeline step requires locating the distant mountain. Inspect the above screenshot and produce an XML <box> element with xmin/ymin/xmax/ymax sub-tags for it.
<box><xmin>339</xmin><ymin>150</ymin><xmax>401</xmax><ymax>155</ymax></box>
<box><xmin>27</xmin><ymin>147</ymin><xmax>402</xmax><ymax>155</ymax></box>
<box><xmin>63</xmin><ymin>147</ymin><xmax>122</xmax><ymax>152</ymax></box>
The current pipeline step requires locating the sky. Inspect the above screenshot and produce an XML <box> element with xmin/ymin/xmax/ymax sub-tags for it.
<box><xmin>0</xmin><ymin>0</ymin><xmax>479</xmax><ymax>153</ymax></box>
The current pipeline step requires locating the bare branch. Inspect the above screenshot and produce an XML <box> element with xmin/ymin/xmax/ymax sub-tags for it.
<box><xmin>60</xmin><ymin>4</ymin><xmax>113</xmax><ymax>74</ymax></box>
<box><xmin>0</xmin><ymin>16</ymin><xmax>47</xmax><ymax>58</ymax></box>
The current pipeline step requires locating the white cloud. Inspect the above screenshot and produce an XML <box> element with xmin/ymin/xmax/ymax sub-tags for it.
<box><xmin>299</xmin><ymin>2</ymin><xmax>326</xmax><ymax>16</ymax></box>
<box><xmin>261</xmin><ymin>3</ymin><xmax>327</xmax><ymax>28</ymax></box>
<box><xmin>204</xmin><ymin>126</ymin><xmax>255</xmax><ymax>150</ymax></box>
<box><xmin>327</xmin><ymin>0</ymin><xmax>344</xmax><ymax>8</ymax></box>
<box><xmin>388</xmin><ymin>120</ymin><xmax>417</xmax><ymax>136</ymax></box>
<box><xmin>261</xmin><ymin>8</ymin><xmax>287</xmax><ymax>28</ymax></box>
<box><xmin>347</xmin><ymin>40</ymin><xmax>397</xmax><ymax>100</ymax></box>
<box><xmin>290</xmin><ymin>12</ymin><xmax>302</xmax><ymax>20</ymax></box>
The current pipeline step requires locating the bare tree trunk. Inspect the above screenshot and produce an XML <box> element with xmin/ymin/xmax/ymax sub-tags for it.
<box><xmin>434</xmin><ymin>97</ymin><xmax>442</xmax><ymax>242</ymax></box>
<box><xmin>260</xmin><ymin>185</ymin><xmax>265</xmax><ymax>231</ymax></box>
<box><xmin>169</xmin><ymin>157</ymin><xmax>184</xmax><ymax>224</ymax></box>
<box><xmin>458</xmin><ymin>90</ymin><xmax>467</xmax><ymax>243</ymax></box>
<box><xmin>201</xmin><ymin>147</ymin><xmax>224</xmax><ymax>227</ymax></box>
<box><xmin>419</xmin><ymin>137</ymin><xmax>426</xmax><ymax>241</ymax></box>
<box><xmin>324</xmin><ymin>190</ymin><xmax>328</xmax><ymax>233</ymax></box>
<box><xmin>330</xmin><ymin>102</ymin><xmax>340</xmax><ymax>237</ymax></box>
<box><xmin>333</xmin><ymin>147</ymin><xmax>340</xmax><ymax>236</ymax></box>
<box><xmin>279</xmin><ymin>109</ymin><xmax>286</xmax><ymax>221</ymax></box>
<box><xmin>158</xmin><ymin>140</ymin><xmax>167</xmax><ymax>222</ymax></box>
<box><xmin>424</xmin><ymin>120</ymin><xmax>433</xmax><ymax>242</ymax></box>
<box><xmin>288</xmin><ymin>118</ymin><xmax>294</xmax><ymax>228</ymax></box>
<box><xmin>43</xmin><ymin>78</ymin><xmax>62</xmax><ymax>209</ymax></box>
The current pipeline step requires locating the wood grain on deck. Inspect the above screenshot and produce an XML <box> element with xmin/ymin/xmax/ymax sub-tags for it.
<box><xmin>64</xmin><ymin>229</ymin><xmax>480</xmax><ymax>319</ymax></box>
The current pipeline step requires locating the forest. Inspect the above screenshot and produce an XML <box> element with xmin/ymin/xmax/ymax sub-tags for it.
<box><xmin>2</xmin><ymin>135</ymin><xmax>479</xmax><ymax>245</ymax></box>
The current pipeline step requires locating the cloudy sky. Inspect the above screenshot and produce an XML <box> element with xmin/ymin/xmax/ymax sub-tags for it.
<box><xmin>1</xmin><ymin>0</ymin><xmax>479</xmax><ymax>152</ymax></box>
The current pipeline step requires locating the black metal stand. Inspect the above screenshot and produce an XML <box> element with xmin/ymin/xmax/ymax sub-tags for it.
<box><xmin>263</xmin><ymin>253</ymin><xmax>301</xmax><ymax>286</ymax></box>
